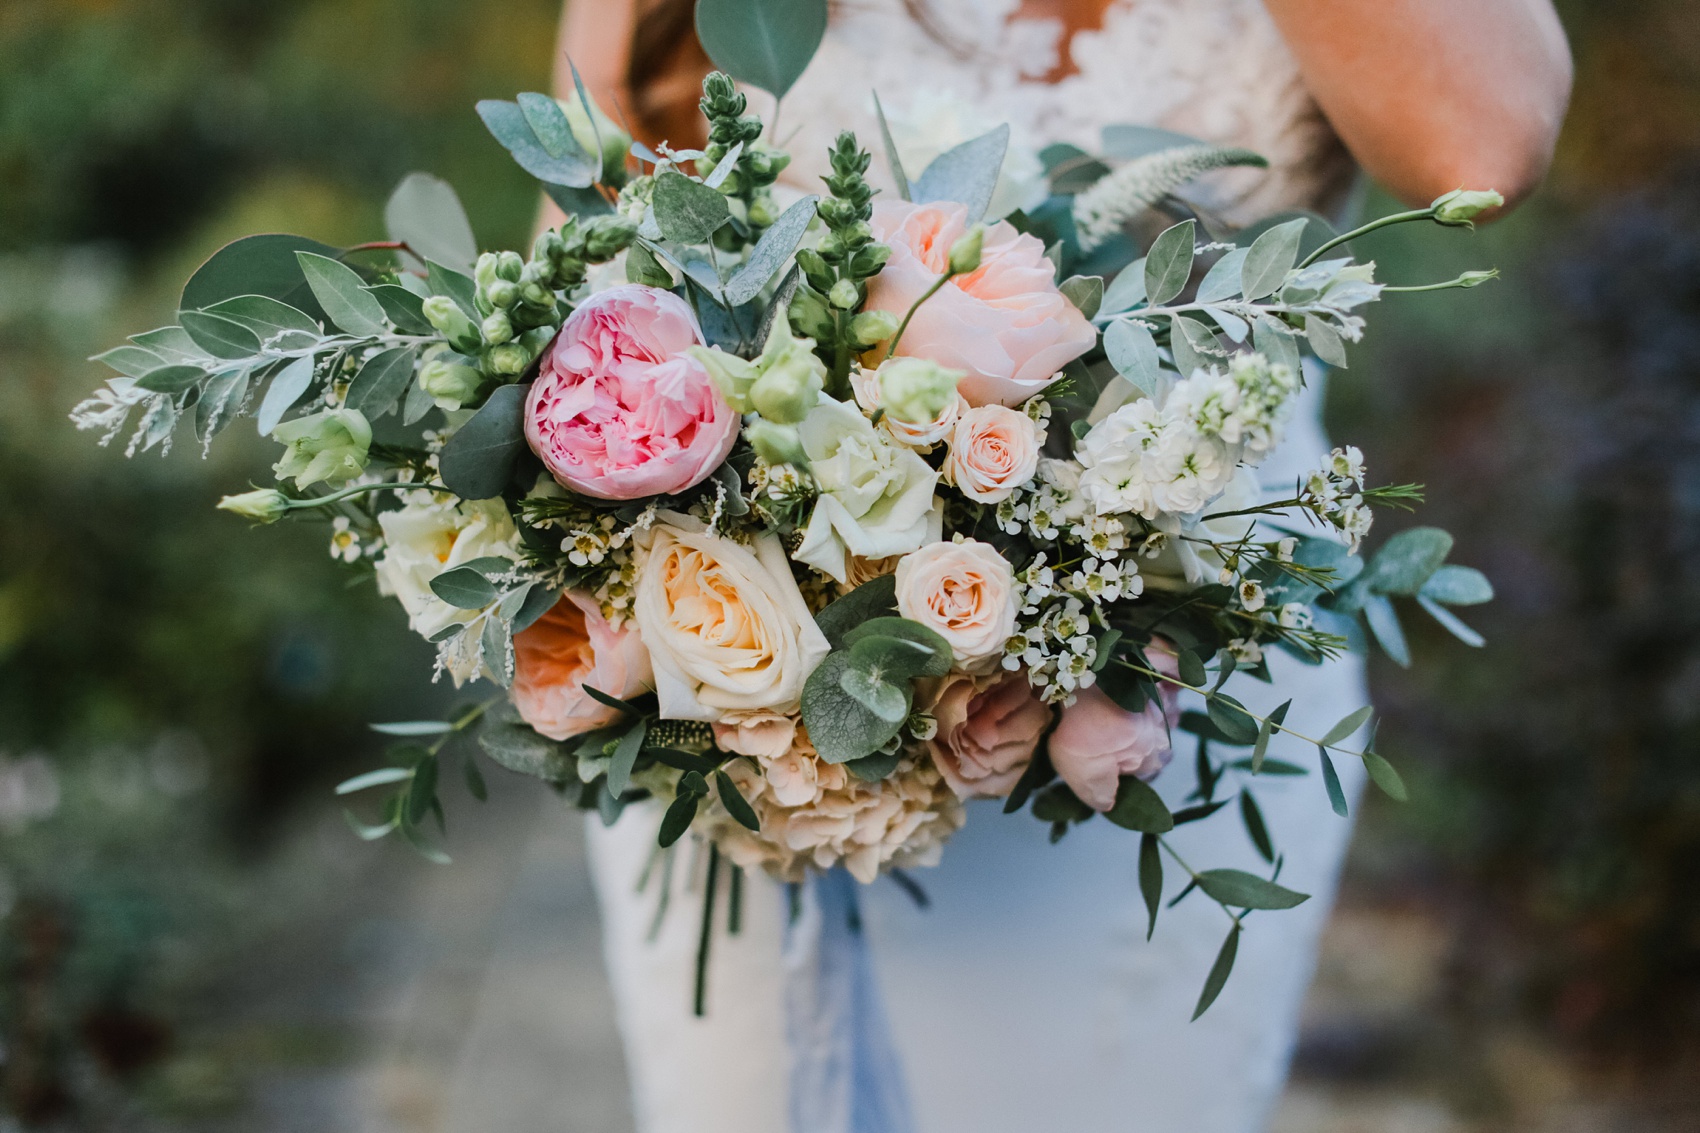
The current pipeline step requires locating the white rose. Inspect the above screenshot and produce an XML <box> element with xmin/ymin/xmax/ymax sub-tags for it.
<box><xmin>794</xmin><ymin>398</ymin><xmax>941</xmax><ymax>583</ymax></box>
<box><xmin>633</xmin><ymin>515</ymin><xmax>830</xmax><ymax>720</ymax></box>
<box><xmin>374</xmin><ymin>495</ymin><xmax>520</xmax><ymax>641</ymax></box>
<box><xmin>942</xmin><ymin>404</ymin><xmax>1042</xmax><ymax>503</ymax></box>
<box><xmin>894</xmin><ymin>539</ymin><xmax>1018</xmax><ymax>673</ymax></box>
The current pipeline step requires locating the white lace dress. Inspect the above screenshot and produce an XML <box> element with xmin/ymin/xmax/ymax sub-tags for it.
<box><xmin>588</xmin><ymin>3</ymin><xmax>1367</xmax><ymax>1130</ymax></box>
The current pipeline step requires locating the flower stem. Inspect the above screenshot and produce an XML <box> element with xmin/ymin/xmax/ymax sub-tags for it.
<box><xmin>1120</xmin><ymin>661</ymin><xmax>1370</xmax><ymax>762</ymax></box>
<box><xmin>1296</xmin><ymin>207</ymin><xmax>1435</xmax><ymax>270</ymax></box>
<box><xmin>883</xmin><ymin>270</ymin><xmax>954</xmax><ymax>361</ymax></box>
<box><xmin>287</xmin><ymin>480</ymin><xmax>444</xmax><ymax>512</ymax></box>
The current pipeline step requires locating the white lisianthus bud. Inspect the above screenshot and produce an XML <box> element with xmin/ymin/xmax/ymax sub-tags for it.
<box><xmin>747</xmin><ymin>315</ymin><xmax>825</xmax><ymax>424</ymax></box>
<box><xmin>746</xmin><ymin>420</ymin><xmax>808</xmax><ymax>468</ymax></box>
<box><xmin>1457</xmin><ymin>269</ymin><xmax>1499</xmax><ymax>288</ymax></box>
<box><xmin>217</xmin><ymin>488</ymin><xmax>291</xmax><ymax>523</ymax></box>
<box><xmin>271</xmin><ymin>408</ymin><xmax>372</xmax><ymax>489</ymax></box>
<box><xmin>421</xmin><ymin>295</ymin><xmax>480</xmax><ymax>352</ymax></box>
<box><xmin>687</xmin><ymin>346</ymin><xmax>758</xmax><ymax>413</ymax></box>
<box><xmin>947</xmin><ymin>225</ymin><xmax>985</xmax><ymax>275</ymax></box>
<box><xmin>419</xmin><ymin>352</ymin><xmax>485</xmax><ymax>410</ymax></box>
<box><xmin>849</xmin><ymin>308</ymin><xmax>899</xmax><ymax>350</ymax></box>
<box><xmin>481</xmin><ymin>311</ymin><xmax>515</xmax><ymax>346</ymax></box>
<box><xmin>877</xmin><ymin>356</ymin><xmax>963</xmax><ymax>424</ymax></box>
<box><xmin>1431</xmin><ymin>189</ymin><xmax>1504</xmax><ymax>227</ymax></box>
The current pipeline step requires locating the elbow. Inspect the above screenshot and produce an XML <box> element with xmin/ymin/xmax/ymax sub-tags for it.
<box><xmin>1382</xmin><ymin>60</ymin><xmax>1573</xmax><ymax>218</ymax></box>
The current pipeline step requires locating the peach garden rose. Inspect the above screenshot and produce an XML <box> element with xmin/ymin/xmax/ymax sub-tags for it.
<box><xmin>864</xmin><ymin>199</ymin><xmax>1097</xmax><ymax>407</ymax></box>
<box><xmin>524</xmin><ymin>285</ymin><xmax>738</xmax><ymax>500</ymax></box>
<box><xmin>894</xmin><ymin>538</ymin><xmax>1018</xmax><ymax>674</ymax></box>
<box><xmin>510</xmin><ymin>591</ymin><xmax>653</xmax><ymax>741</ymax></box>
<box><xmin>942</xmin><ymin>403</ymin><xmax>1043</xmax><ymax>504</ymax></box>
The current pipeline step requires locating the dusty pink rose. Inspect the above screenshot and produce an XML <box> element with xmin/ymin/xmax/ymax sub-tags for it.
<box><xmin>925</xmin><ymin>670</ymin><xmax>1052</xmax><ymax>799</ymax></box>
<box><xmin>525</xmin><ymin>285</ymin><xmax>738</xmax><ymax>499</ymax></box>
<box><xmin>511</xmin><ymin>591</ymin><xmax>653</xmax><ymax>741</ymax></box>
<box><xmin>1048</xmin><ymin>641</ymin><xmax>1182</xmax><ymax>811</ymax></box>
<box><xmin>865</xmin><ymin>200</ymin><xmax>1097</xmax><ymax>407</ymax></box>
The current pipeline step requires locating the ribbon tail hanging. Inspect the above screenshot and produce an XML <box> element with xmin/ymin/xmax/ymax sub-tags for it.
<box><xmin>782</xmin><ymin>867</ymin><xmax>916</xmax><ymax>1133</ymax></box>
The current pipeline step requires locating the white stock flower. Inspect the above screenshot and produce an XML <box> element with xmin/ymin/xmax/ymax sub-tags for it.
<box><xmin>632</xmin><ymin>515</ymin><xmax>829</xmax><ymax>720</ymax></box>
<box><xmin>794</xmin><ymin>398</ymin><xmax>941</xmax><ymax>583</ymax></box>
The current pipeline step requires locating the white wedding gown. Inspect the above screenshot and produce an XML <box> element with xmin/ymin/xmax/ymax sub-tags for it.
<box><xmin>587</xmin><ymin>2</ymin><xmax>1368</xmax><ymax>1130</ymax></box>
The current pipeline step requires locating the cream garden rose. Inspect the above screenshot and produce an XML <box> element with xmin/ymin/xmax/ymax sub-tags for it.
<box><xmin>632</xmin><ymin>515</ymin><xmax>829</xmax><ymax>720</ymax></box>
<box><xmin>943</xmin><ymin>404</ymin><xmax>1042</xmax><ymax>504</ymax></box>
<box><xmin>794</xmin><ymin>397</ymin><xmax>941</xmax><ymax>583</ymax></box>
<box><xmin>895</xmin><ymin>538</ymin><xmax>1018</xmax><ymax>673</ymax></box>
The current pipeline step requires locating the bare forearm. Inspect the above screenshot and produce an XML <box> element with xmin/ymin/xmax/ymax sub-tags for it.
<box><xmin>1263</xmin><ymin>0</ymin><xmax>1572</xmax><ymax>213</ymax></box>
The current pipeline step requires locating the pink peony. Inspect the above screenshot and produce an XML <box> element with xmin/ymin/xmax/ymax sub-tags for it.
<box><xmin>1048</xmin><ymin>641</ymin><xmax>1182</xmax><ymax>811</ymax></box>
<box><xmin>865</xmin><ymin>200</ymin><xmax>1097</xmax><ymax>407</ymax></box>
<box><xmin>925</xmin><ymin>669</ymin><xmax>1052</xmax><ymax>799</ymax></box>
<box><xmin>511</xmin><ymin>591</ymin><xmax>653</xmax><ymax>741</ymax></box>
<box><xmin>525</xmin><ymin>285</ymin><xmax>738</xmax><ymax>499</ymax></box>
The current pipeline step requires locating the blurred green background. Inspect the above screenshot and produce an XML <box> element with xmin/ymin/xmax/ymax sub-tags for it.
<box><xmin>2</xmin><ymin>0</ymin><xmax>1698</xmax><ymax>1129</ymax></box>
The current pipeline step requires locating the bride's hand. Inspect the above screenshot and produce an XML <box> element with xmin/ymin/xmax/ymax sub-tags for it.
<box><xmin>1262</xmin><ymin>0</ymin><xmax>1572</xmax><ymax>217</ymax></box>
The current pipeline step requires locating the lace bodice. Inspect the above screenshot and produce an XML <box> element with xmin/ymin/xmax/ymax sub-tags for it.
<box><xmin>776</xmin><ymin>0</ymin><xmax>1355</xmax><ymax>227</ymax></box>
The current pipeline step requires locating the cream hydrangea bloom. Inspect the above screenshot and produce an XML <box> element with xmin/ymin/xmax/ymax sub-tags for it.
<box><xmin>703</xmin><ymin>725</ymin><xmax>965</xmax><ymax>883</ymax></box>
<box><xmin>794</xmin><ymin>397</ymin><xmax>941</xmax><ymax>583</ymax></box>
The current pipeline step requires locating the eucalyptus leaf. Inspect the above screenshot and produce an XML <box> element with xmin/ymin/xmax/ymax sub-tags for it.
<box><xmin>385</xmin><ymin>172</ymin><xmax>478</xmax><ymax>275</ymax></box>
<box><xmin>370</xmin><ymin>721</ymin><xmax>454</xmax><ymax>736</ymax></box>
<box><xmin>1240</xmin><ymin>217</ymin><xmax>1307</xmax><ymax>300</ymax></box>
<box><xmin>1196</xmin><ymin>868</ymin><xmax>1310</xmax><ymax>910</ymax></box>
<box><xmin>296</xmin><ymin>253</ymin><xmax>387</xmax><ymax>337</ymax></box>
<box><xmin>1195</xmin><ymin>247</ymin><xmax>1249</xmax><ymax>304</ymax></box>
<box><xmin>194</xmin><ymin>368</ymin><xmax>248</xmax><ymax>442</ymax></box>
<box><xmin>1420</xmin><ymin>564</ymin><xmax>1493</xmax><ymax>606</ymax></box>
<box><xmin>1100</xmin><ymin>257</ymin><xmax>1148</xmax><ymax>314</ymax></box>
<box><xmin>1318</xmin><ymin>745</ymin><xmax>1349</xmax><ymax>816</ymax></box>
<box><xmin>801</xmin><ymin>652</ymin><xmax>905</xmax><ymax>763</ymax></box>
<box><xmin>345</xmin><ymin>347</ymin><xmax>415</xmax><ymax>419</ymax></box>
<box><xmin>202</xmin><ymin>295</ymin><xmax>320</xmax><ymax>342</ymax></box>
<box><xmin>659</xmin><ymin>790</ymin><xmax>701</xmax><ymax>848</ymax></box>
<box><xmin>1143</xmin><ymin>220</ymin><xmax>1195</xmax><ymax>307</ymax></box>
<box><xmin>815</xmin><ymin>574</ymin><xmax>898</xmax><ymax>648</ymax></box>
<box><xmin>1206</xmin><ymin>694</ymin><xmax>1260</xmax><ymax>746</ymax></box>
<box><xmin>1320</xmin><ymin>705</ymin><xmax>1373</xmax><ymax>748</ymax></box>
<box><xmin>427</xmin><ymin>260</ymin><xmax>480</xmax><ymax>318</ymax></box>
<box><xmin>438</xmin><ymin>382</ymin><xmax>528</xmax><ymax>499</ymax></box>
<box><xmin>626</xmin><ymin>241</ymin><xmax>675</xmax><ymax>288</ymax></box>
<box><xmin>1415</xmin><ymin>593</ymin><xmax>1483</xmax><ymax>647</ymax></box>
<box><xmin>1101</xmin><ymin>123</ymin><xmax>1209</xmax><ymax>159</ymax></box>
<box><xmin>1172</xmin><ymin>315</ymin><xmax>1221</xmax><ymax>378</ymax></box>
<box><xmin>872</xmin><ymin>91</ymin><xmax>910</xmax><ymax>201</ymax></box>
<box><xmin>131</xmin><ymin>325</ymin><xmax>210</xmax><ymax>364</ymax></box>
<box><xmin>134</xmin><ymin>364</ymin><xmax>204</xmax><ymax>394</ymax></box>
<box><xmin>179</xmin><ymin>310</ymin><xmax>261</xmax><ymax>359</ymax></box>
<box><xmin>724</xmin><ymin>195</ymin><xmax>818</xmax><ymax>305</ymax></box>
<box><xmin>1304</xmin><ymin>314</ymin><xmax>1349</xmax><ymax>368</ymax></box>
<box><xmin>94</xmin><ymin>345</ymin><xmax>167</xmax><ymax>377</ymax></box>
<box><xmin>256</xmin><ymin>354</ymin><xmax>315</xmax><ymax>435</ymax></box>
<box><xmin>476</xmin><ymin>98</ymin><xmax>598</xmax><ymax>188</ymax></box>
<box><xmin>1239</xmin><ymin>790</ymin><xmax>1274</xmax><ymax>863</ymax></box>
<box><xmin>429</xmin><ymin>566</ymin><xmax>499</xmax><ymax>610</ymax></box>
<box><xmin>1139</xmin><ymin>833</ymin><xmax>1163</xmax><ymax>940</ymax></box>
<box><xmin>694</xmin><ymin>0</ymin><xmax>830</xmax><ymax>99</ymax></box>
<box><xmin>1363</xmin><ymin>527</ymin><xmax>1454</xmax><ymax>595</ymax></box>
<box><xmin>335</xmin><ymin>766</ymin><xmax>414</xmax><ymax>795</ymax></box>
<box><xmin>1105</xmin><ymin>774</ymin><xmax>1174</xmax><ymax>833</ymax></box>
<box><xmin>1253</xmin><ymin>314</ymin><xmax>1301</xmax><ymax>376</ymax></box>
<box><xmin>606</xmin><ymin>719</ymin><xmax>649</xmax><ymax>798</ymax></box>
<box><xmin>1059</xmin><ymin>275</ymin><xmax>1104</xmax><ymax>319</ymax></box>
<box><xmin>842</xmin><ymin>617</ymin><xmax>952</xmax><ymax>678</ymax></box>
<box><xmin>1191</xmin><ymin>923</ymin><xmax>1241</xmax><ymax>1021</ymax></box>
<box><xmin>477</xmin><ymin>703</ymin><xmax>577</xmax><ymax>781</ymax></box>
<box><xmin>181</xmin><ymin>233</ymin><xmax>338</xmax><ymax>320</ymax></box>
<box><xmin>912</xmin><ymin>125</ymin><xmax>1010</xmax><ymax>224</ymax></box>
<box><xmin>838</xmin><ymin>664</ymin><xmax>911</xmax><ymax>723</ymax></box>
<box><xmin>714</xmin><ymin>769</ymin><xmax>762</xmax><ymax>832</ymax></box>
<box><xmin>1104</xmin><ymin>320</ymin><xmax>1162</xmax><ymax>397</ymax></box>
<box><xmin>1251</xmin><ymin>699</ymin><xmax>1290</xmax><ymax>773</ymax></box>
<box><xmin>1363</xmin><ymin>751</ymin><xmax>1409</xmax><ymax>802</ymax></box>
<box><xmin>652</xmin><ymin>171</ymin><xmax>731</xmax><ymax>245</ymax></box>
<box><xmin>367</xmin><ymin>284</ymin><xmax>435</xmax><ymax>335</ymax></box>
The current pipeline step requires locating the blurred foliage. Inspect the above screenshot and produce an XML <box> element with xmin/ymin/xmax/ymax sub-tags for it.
<box><xmin>2</xmin><ymin>0</ymin><xmax>1700</xmax><ymax>1126</ymax></box>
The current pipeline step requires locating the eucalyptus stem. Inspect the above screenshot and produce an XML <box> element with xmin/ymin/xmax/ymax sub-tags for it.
<box><xmin>1296</xmin><ymin>207</ymin><xmax>1435</xmax><ymax>270</ymax></box>
<box><xmin>1121</xmin><ymin>661</ymin><xmax>1371</xmax><ymax>762</ymax></box>
<box><xmin>1157</xmin><ymin>836</ymin><xmax>1243</xmax><ymax>927</ymax></box>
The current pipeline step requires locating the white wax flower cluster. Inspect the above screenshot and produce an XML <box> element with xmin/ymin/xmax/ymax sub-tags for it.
<box><xmin>1078</xmin><ymin>352</ymin><xmax>1299</xmax><ymax>521</ymax></box>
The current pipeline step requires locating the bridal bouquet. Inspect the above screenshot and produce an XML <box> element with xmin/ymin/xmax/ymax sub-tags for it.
<box><xmin>71</xmin><ymin>0</ymin><xmax>1499</xmax><ymax>1018</ymax></box>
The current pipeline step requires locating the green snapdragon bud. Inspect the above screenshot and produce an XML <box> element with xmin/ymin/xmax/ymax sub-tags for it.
<box><xmin>484</xmin><ymin>342</ymin><xmax>531</xmax><ymax>376</ymax></box>
<box><xmin>746</xmin><ymin>420</ymin><xmax>807</xmax><ymax>468</ymax></box>
<box><xmin>788</xmin><ymin>287</ymin><xmax>835</xmax><ymax>341</ymax></box>
<box><xmin>747</xmin><ymin>193</ymin><xmax>778</xmax><ymax>229</ymax></box>
<box><xmin>271</xmin><ymin>408</ymin><xmax>372</xmax><ymax>489</ymax></box>
<box><xmin>474</xmin><ymin>252</ymin><xmax>499</xmax><ymax>290</ymax></box>
<box><xmin>828</xmin><ymin>278</ymin><xmax>860</xmax><ymax>310</ymax></box>
<box><xmin>419</xmin><ymin>351</ymin><xmax>485</xmax><ymax>410</ymax></box>
<box><xmin>495</xmin><ymin>251</ymin><xmax>524</xmax><ymax>283</ymax></box>
<box><xmin>948</xmin><ymin>226</ymin><xmax>985</xmax><ymax>275</ymax></box>
<box><xmin>583</xmin><ymin>215</ymin><xmax>638</xmax><ymax>260</ymax></box>
<box><xmin>485</xmin><ymin>279</ymin><xmax>519</xmax><ymax>310</ymax></box>
<box><xmin>1431</xmin><ymin>189</ymin><xmax>1504</xmax><ymax>227</ymax></box>
<box><xmin>422</xmin><ymin>296</ymin><xmax>481</xmax><ymax>353</ymax></box>
<box><xmin>481</xmin><ymin>311</ymin><xmax>515</xmax><ymax>346</ymax></box>
<box><xmin>849</xmin><ymin>309</ymin><xmax>899</xmax><ymax>350</ymax></box>
<box><xmin>686</xmin><ymin>345</ymin><xmax>758</xmax><ymax>413</ymax></box>
<box><xmin>877</xmin><ymin>357</ymin><xmax>963</xmax><ymax>423</ymax></box>
<box><xmin>216</xmin><ymin>488</ymin><xmax>290</xmax><ymax>523</ymax></box>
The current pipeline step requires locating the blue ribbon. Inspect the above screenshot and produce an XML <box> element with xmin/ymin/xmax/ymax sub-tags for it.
<box><xmin>782</xmin><ymin>868</ymin><xmax>916</xmax><ymax>1133</ymax></box>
